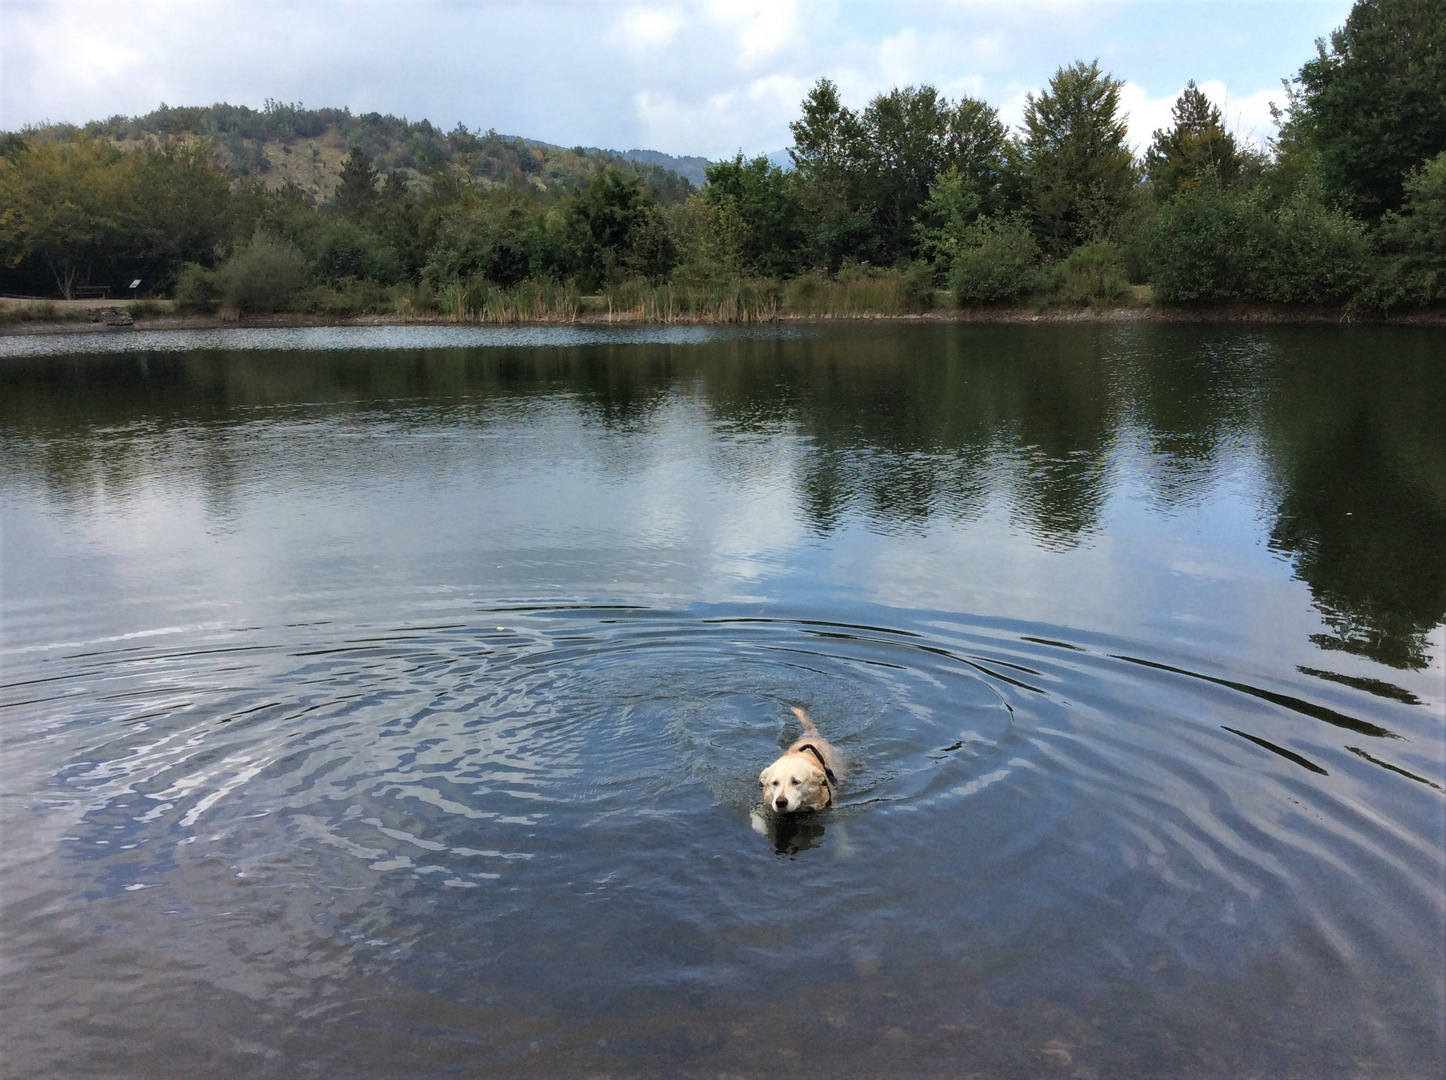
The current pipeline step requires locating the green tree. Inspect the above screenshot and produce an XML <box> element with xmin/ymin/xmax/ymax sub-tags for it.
<box><xmin>0</xmin><ymin>132</ymin><xmax>129</xmax><ymax>298</ymax></box>
<box><xmin>1144</xmin><ymin>81</ymin><xmax>1242</xmax><ymax>197</ymax></box>
<box><xmin>789</xmin><ymin>78</ymin><xmax>866</xmax><ymax>217</ymax></box>
<box><xmin>310</xmin><ymin>218</ymin><xmax>403</xmax><ymax>285</ymax></box>
<box><xmin>1018</xmin><ymin>60</ymin><xmax>1139</xmax><ymax>255</ymax></box>
<box><xmin>563</xmin><ymin>165</ymin><xmax>653</xmax><ymax>289</ymax></box>
<box><xmin>368</xmin><ymin>172</ymin><xmax>423</xmax><ymax>273</ymax></box>
<box><xmin>666</xmin><ymin>193</ymin><xmax>748</xmax><ymax>282</ymax></box>
<box><xmin>941</xmin><ymin>97</ymin><xmax>1011</xmax><ymax>219</ymax></box>
<box><xmin>333</xmin><ymin>146</ymin><xmax>381</xmax><ymax>223</ymax></box>
<box><xmin>1373</xmin><ymin>151</ymin><xmax>1446</xmax><ymax>305</ymax></box>
<box><xmin>860</xmin><ymin>85</ymin><xmax>955</xmax><ymax>262</ymax></box>
<box><xmin>788</xmin><ymin>78</ymin><xmax>874</xmax><ymax>268</ymax></box>
<box><xmin>422</xmin><ymin>194</ymin><xmax>536</xmax><ymax>287</ymax></box>
<box><xmin>703</xmin><ymin>154</ymin><xmax>804</xmax><ymax>277</ymax></box>
<box><xmin>914</xmin><ymin>167</ymin><xmax>984</xmax><ymax>276</ymax></box>
<box><xmin>121</xmin><ymin>137</ymin><xmax>232</xmax><ymax>290</ymax></box>
<box><xmin>1288</xmin><ymin>0</ymin><xmax>1446</xmax><ymax>220</ymax></box>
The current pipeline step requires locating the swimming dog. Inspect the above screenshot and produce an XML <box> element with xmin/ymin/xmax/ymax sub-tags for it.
<box><xmin>758</xmin><ymin>707</ymin><xmax>840</xmax><ymax>813</ymax></box>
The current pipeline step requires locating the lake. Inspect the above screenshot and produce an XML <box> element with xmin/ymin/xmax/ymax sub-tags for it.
<box><xmin>1</xmin><ymin>322</ymin><xmax>1442</xmax><ymax>1078</ymax></box>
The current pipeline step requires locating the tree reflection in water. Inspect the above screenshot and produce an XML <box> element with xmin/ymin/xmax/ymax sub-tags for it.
<box><xmin>1</xmin><ymin>323</ymin><xmax>1441</xmax><ymax>670</ymax></box>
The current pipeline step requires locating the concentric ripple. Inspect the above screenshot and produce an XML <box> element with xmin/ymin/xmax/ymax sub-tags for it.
<box><xmin>2</xmin><ymin>601</ymin><xmax>1442</xmax><ymax>1077</ymax></box>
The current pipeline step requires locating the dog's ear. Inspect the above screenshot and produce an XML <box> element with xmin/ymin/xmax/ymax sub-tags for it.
<box><xmin>758</xmin><ymin>769</ymin><xmax>767</xmax><ymax>786</ymax></box>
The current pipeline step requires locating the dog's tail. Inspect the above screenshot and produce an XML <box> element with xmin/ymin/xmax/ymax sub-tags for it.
<box><xmin>791</xmin><ymin>706</ymin><xmax>820</xmax><ymax>736</ymax></box>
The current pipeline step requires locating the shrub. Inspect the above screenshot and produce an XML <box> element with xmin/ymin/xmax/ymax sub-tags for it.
<box><xmin>950</xmin><ymin>215</ymin><xmax>1042</xmax><ymax>304</ymax></box>
<box><xmin>310</xmin><ymin>219</ymin><xmax>403</xmax><ymax>286</ymax></box>
<box><xmin>1264</xmin><ymin>194</ymin><xmax>1371</xmax><ymax>304</ymax></box>
<box><xmin>0</xmin><ymin>300</ymin><xmax>64</xmax><ymax>325</ymax></box>
<box><xmin>294</xmin><ymin>279</ymin><xmax>397</xmax><ymax>317</ymax></box>
<box><xmin>213</xmin><ymin>233</ymin><xmax>310</xmax><ymax>312</ymax></box>
<box><xmin>1047</xmin><ymin>242</ymin><xmax>1133</xmax><ymax>306</ymax></box>
<box><xmin>172</xmin><ymin>262</ymin><xmax>221</xmax><ymax>312</ymax></box>
<box><xmin>1368</xmin><ymin>151</ymin><xmax>1446</xmax><ymax>308</ymax></box>
<box><xmin>123</xmin><ymin>298</ymin><xmax>168</xmax><ymax>317</ymax></box>
<box><xmin>900</xmin><ymin>260</ymin><xmax>939</xmax><ymax>311</ymax></box>
<box><xmin>423</xmin><ymin>201</ymin><xmax>536</xmax><ymax>288</ymax></box>
<box><xmin>1144</xmin><ymin>185</ymin><xmax>1272</xmax><ymax>302</ymax></box>
<box><xmin>1146</xmin><ymin>183</ymin><xmax>1372</xmax><ymax>305</ymax></box>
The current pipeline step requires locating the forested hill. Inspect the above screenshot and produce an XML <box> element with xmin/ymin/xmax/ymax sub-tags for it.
<box><xmin>83</xmin><ymin>101</ymin><xmax>700</xmax><ymax>203</ymax></box>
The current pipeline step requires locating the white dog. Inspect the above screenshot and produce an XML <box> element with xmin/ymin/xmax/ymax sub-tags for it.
<box><xmin>758</xmin><ymin>707</ymin><xmax>840</xmax><ymax>813</ymax></box>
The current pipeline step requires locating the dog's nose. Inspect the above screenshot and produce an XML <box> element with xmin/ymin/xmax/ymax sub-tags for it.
<box><xmin>774</xmin><ymin>796</ymin><xmax>789</xmax><ymax>811</ymax></box>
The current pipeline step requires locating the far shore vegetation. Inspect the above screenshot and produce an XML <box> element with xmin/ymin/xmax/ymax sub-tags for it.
<box><xmin>2</xmin><ymin>0</ymin><xmax>1442</xmax><ymax>324</ymax></box>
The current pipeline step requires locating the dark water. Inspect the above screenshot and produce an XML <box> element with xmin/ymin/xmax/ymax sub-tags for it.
<box><xmin>1</xmin><ymin>323</ymin><xmax>1442</xmax><ymax>1079</ymax></box>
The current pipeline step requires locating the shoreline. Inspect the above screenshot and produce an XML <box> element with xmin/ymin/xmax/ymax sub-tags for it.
<box><xmin>3</xmin><ymin>304</ymin><xmax>1444</xmax><ymax>336</ymax></box>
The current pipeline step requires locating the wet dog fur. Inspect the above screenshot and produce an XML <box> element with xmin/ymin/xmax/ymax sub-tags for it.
<box><xmin>758</xmin><ymin>707</ymin><xmax>840</xmax><ymax>814</ymax></box>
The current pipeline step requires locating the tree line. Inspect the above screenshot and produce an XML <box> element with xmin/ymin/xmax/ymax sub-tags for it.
<box><xmin>1</xmin><ymin>0</ymin><xmax>1441</xmax><ymax>315</ymax></box>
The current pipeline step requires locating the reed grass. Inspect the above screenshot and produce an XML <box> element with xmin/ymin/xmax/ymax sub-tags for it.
<box><xmin>429</xmin><ymin>278</ymin><xmax>581</xmax><ymax>323</ymax></box>
<box><xmin>783</xmin><ymin>269</ymin><xmax>937</xmax><ymax>317</ymax></box>
<box><xmin>0</xmin><ymin>301</ymin><xmax>81</xmax><ymax>325</ymax></box>
<box><xmin>419</xmin><ymin>269</ymin><xmax>940</xmax><ymax>326</ymax></box>
<box><xmin>601</xmin><ymin>279</ymin><xmax>784</xmax><ymax>323</ymax></box>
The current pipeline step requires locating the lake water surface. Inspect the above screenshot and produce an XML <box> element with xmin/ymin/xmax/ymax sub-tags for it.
<box><xmin>2</xmin><ymin>323</ymin><xmax>1443</xmax><ymax>1078</ymax></box>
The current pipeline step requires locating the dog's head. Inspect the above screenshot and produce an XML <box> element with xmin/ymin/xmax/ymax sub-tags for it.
<box><xmin>758</xmin><ymin>753</ymin><xmax>831</xmax><ymax>814</ymax></box>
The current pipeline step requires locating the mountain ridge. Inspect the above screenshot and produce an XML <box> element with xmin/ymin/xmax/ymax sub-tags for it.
<box><xmin>66</xmin><ymin>101</ymin><xmax>706</xmax><ymax>203</ymax></box>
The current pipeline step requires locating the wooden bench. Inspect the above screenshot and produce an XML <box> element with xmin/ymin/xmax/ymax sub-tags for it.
<box><xmin>74</xmin><ymin>285</ymin><xmax>111</xmax><ymax>300</ymax></box>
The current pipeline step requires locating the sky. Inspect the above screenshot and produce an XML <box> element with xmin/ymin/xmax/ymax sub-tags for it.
<box><xmin>1</xmin><ymin>1</ymin><xmax>1354</xmax><ymax>159</ymax></box>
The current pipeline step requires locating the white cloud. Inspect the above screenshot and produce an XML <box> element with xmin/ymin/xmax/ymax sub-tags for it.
<box><xmin>706</xmin><ymin>0</ymin><xmax>802</xmax><ymax>62</ymax></box>
<box><xmin>1</xmin><ymin>0</ymin><xmax>1345</xmax><ymax>156</ymax></box>
<box><xmin>1120</xmin><ymin>78</ymin><xmax>1281</xmax><ymax>156</ymax></box>
<box><xmin>612</xmin><ymin>6</ymin><xmax>688</xmax><ymax>52</ymax></box>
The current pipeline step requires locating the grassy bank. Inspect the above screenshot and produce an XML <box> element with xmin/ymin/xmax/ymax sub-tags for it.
<box><xmin>0</xmin><ymin>297</ymin><xmax>175</xmax><ymax>326</ymax></box>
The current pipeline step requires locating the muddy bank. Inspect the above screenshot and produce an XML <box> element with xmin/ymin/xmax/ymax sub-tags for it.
<box><xmin>3</xmin><ymin>304</ymin><xmax>1443</xmax><ymax>336</ymax></box>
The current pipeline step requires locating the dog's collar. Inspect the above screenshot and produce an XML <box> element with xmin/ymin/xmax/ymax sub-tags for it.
<box><xmin>796</xmin><ymin>743</ymin><xmax>836</xmax><ymax>805</ymax></box>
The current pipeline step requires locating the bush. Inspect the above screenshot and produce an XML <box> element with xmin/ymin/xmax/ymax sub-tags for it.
<box><xmin>213</xmin><ymin>233</ymin><xmax>310</xmax><ymax>312</ymax></box>
<box><xmin>950</xmin><ymin>215</ymin><xmax>1042</xmax><ymax>304</ymax></box>
<box><xmin>1144</xmin><ymin>185</ymin><xmax>1272</xmax><ymax>302</ymax></box>
<box><xmin>1047</xmin><ymin>242</ymin><xmax>1133</xmax><ymax>306</ymax></box>
<box><xmin>123</xmin><ymin>298</ymin><xmax>168</xmax><ymax>317</ymax></box>
<box><xmin>423</xmin><ymin>200</ymin><xmax>536</xmax><ymax>288</ymax></box>
<box><xmin>1368</xmin><ymin>151</ymin><xmax>1446</xmax><ymax>309</ymax></box>
<box><xmin>172</xmin><ymin>262</ymin><xmax>221</xmax><ymax>312</ymax></box>
<box><xmin>900</xmin><ymin>261</ymin><xmax>938</xmax><ymax>311</ymax></box>
<box><xmin>0</xmin><ymin>301</ymin><xmax>68</xmax><ymax>325</ymax></box>
<box><xmin>310</xmin><ymin>219</ymin><xmax>403</xmax><ymax>286</ymax></box>
<box><xmin>1264</xmin><ymin>194</ymin><xmax>1370</xmax><ymax>304</ymax></box>
<box><xmin>294</xmin><ymin>279</ymin><xmax>398</xmax><ymax>317</ymax></box>
<box><xmin>1145</xmin><ymin>184</ymin><xmax>1368</xmax><ymax>305</ymax></box>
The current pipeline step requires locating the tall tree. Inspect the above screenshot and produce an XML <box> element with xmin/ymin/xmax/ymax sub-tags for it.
<box><xmin>788</xmin><ymin>78</ymin><xmax>874</xmax><ymax>268</ymax></box>
<box><xmin>564</xmin><ymin>165</ymin><xmax>653</xmax><ymax>289</ymax></box>
<box><xmin>122</xmin><ymin>137</ymin><xmax>232</xmax><ymax>288</ymax></box>
<box><xmin>941</xmin><ymin>97</ymin><xmax>1011</xmax><ymax>218</ymax></box>
<box><xmin>1144</xmin><ymin>81</ymin><xmax>1242</xmax><ymax>196</ymax></box>
<box><xmin>333</xmin><ymin>146</ymin><xmax>381</xmax><ymax>223</ymax></box>
<box><xmin>0</xmin><ymin>132</ymin><xmax>129</xmax><ymax>298</ymax></box>
<box><xmin>861</xmin><ymin>85</ymin><xmax>954</xmax><ymax>261</ymax></box>
<box><xmin>1288</xmin><ymin>0</ymin><xmax>1446</xmax><ymax>219</ymax></box>
<box><xmin>789</xmin><ymin>78</ymin><xmax>866</xmax><ymax>215</ymax></box>
<box><xmin>1018</xmin><ymin>60</ymin><xmax>1139</xmax><ymax>255</ymax></box>
<box><xmin>703</xmin><ymin>155</ymin><xmax>804</xmax><ymax>277</ymax></box>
